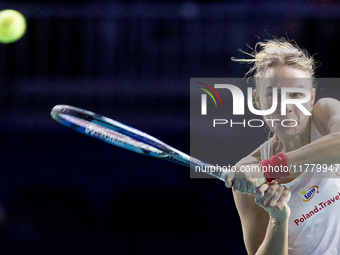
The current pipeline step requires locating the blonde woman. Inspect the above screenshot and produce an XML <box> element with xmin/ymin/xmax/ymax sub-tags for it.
<box><xmin>224</xmin><ymin>39</ymin><xmax>340</xmax><ymax>254</ymax></box>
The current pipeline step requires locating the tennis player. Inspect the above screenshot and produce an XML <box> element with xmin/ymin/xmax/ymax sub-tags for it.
<box><xmin>224</xmin><ymin>39</ymin><xmax>340</xmax><ymax>254</ymax></box>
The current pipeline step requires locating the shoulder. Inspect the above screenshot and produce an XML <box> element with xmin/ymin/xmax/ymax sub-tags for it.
<box><xmin>313</xmin><ymin>97</ymin><xmax>340</xmax><ymax>112</ymax></box>
<box><xmin>312</xmin><ymin>98</ymin><xmax>340</xmax><ymax>135</ymax></box>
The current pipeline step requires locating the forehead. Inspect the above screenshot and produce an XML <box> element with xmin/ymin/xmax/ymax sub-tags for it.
<box><xmin>258</xmin><ymin>66</ymin><xmax>312</xmax><ymax>90</ymax></box>
<box><xmin>262</xmin><ymin>66</ymin><xmax>311</xmax><ymax>79</ymax></box>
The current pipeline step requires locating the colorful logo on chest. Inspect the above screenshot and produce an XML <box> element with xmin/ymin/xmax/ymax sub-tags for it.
<box><xmin>300</xmin><ymin>185</ymin><xmax>319</xmax><ymax>202</ymax></box>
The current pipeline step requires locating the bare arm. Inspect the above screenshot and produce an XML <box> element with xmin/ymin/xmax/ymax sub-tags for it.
<box><xmin>233</xmin><ymin>148</ymin><xmax>291</xmax><ymax>255</ymax></box>
<box><xmin>234</xmin><ymin>180</ymin><xmax>290</xmax><ymax>255</ymax></box>
<box><xmin>286</xmin><ymin>98</ymin><xmax>340</xmax><ymax>174</ymax></box>
<box><xmin>233</xmin><ymin>191</ymin><xmax>268</xmax><ymax>254</ymax></box>
<box><xmin>226</xmin><ymin>98</ymin><xmax>340</xmax><ymax>193</ymax></box>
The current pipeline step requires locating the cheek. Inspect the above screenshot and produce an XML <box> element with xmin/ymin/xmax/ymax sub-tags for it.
<box><xmin>294</xmin><ymin>110</ymin><xmax>310</xmax><ymax>129</ymax></box>
<box><xmin>304</xmin><ymin>100</ymin><xmax>313</xmax><ymax>111</ymax></box>
<box><xmin>296</xmin><ymin>101</ymin><xmax>313</xmax><ymax>117</ymax></box>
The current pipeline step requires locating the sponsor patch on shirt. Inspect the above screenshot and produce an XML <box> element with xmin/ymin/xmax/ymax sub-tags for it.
<box><xmin>300</xmin><ymin>185</ymin><xmax>319</xmax><ymax>202</ymax></box>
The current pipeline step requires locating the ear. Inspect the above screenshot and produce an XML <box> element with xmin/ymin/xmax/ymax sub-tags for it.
<box><xmin>253</xmin><ymin>89</ymin><xmax>261</xmax><ymax>109</ymax></box>
<box><xmin>311</xmin><ymin>88</ymin><xmax>316</xmax><ymax>106</ymax></box>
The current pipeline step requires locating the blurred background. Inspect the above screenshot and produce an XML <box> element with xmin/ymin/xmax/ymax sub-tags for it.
<box><xmin>0</xmin><ymin>0</ymin><xmax>340</xmax><ymax>254</ymax></box>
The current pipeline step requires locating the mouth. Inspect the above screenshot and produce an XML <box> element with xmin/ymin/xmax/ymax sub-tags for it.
<box><xmin>282</xmin><ymin>120</ymin><xmax>297</xmax><ymax>126</ymax></box>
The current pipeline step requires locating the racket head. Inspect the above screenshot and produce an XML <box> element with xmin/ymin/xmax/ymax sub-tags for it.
<box><xmin>51</xmin><ymin>105</ymin><xmax>223</xmax><ymax>179</ymax></box>
<box><xmin>51</xmin><ymin>105</ymin><xmax>169</xmax><ymax>158</ymax></box>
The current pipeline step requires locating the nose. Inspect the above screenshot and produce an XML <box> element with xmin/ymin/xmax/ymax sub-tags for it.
<box><xmin>279</xmin><ymin>102</ymin><xmax>293</xmax><ymax>115</ymax></box>
<box><xmin>277</xmin><ymin>93</ymin><xmax>293</xmax><ymax>116</ymax></box>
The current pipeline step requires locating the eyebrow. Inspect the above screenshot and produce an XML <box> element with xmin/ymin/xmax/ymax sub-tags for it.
<box><xmin>266</xmin><ymin>84</ymin><xmax>308</xmax><ymax>90</ymax></box>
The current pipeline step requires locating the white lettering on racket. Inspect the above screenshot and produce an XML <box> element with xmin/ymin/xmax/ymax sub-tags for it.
<box><xmin>58</xmin><ymin>113</ymin><xmax>163</xmax><ymax>154</ymax></box>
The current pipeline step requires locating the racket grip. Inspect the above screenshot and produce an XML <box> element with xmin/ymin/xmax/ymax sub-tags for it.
<box><xmin>220</xmin><ymin>171</ymin><xmax>258</xmax><ymax>194</ymax></box>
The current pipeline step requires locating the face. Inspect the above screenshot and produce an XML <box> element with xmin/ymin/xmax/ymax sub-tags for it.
<box><xmin>254</xmin><ymin>66</ymin><xmax>316</xmax><ymax>138</ymax></box>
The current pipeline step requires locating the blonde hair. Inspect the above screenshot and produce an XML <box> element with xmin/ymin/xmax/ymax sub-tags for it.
<box><xmin>232</xmin><ymin>38</ymin><xmax>316</xmax><ymax>83</ymax></box>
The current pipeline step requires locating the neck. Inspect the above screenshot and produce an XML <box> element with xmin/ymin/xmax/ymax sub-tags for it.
<box><xmin>272</xmin><ymin>120</ymin><xmax>311</xmax><ymax>153</ymax></box>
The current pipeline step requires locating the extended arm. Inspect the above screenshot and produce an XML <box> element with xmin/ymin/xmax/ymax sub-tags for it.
<box><xmin>225</xmin><ymin>98</ymin><xmax>340</xmax><ymax>193</ymax></box>
<box><xmin>286</xmin><ymin>98</ymin><xmax>340</xmax><ymax>176</ymax></box>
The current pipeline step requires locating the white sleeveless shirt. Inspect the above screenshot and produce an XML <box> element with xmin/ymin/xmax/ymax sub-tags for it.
<box><xmin>260</xmin><ymin>120</ymin><xmax>340</xmax><ymax>255</ymax></box>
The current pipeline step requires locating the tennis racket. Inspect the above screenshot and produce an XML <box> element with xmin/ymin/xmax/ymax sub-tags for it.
<box><xmin>51</xmin><ymin>105</ymin><xmax>226</xmax><ymax>181</ymax></box>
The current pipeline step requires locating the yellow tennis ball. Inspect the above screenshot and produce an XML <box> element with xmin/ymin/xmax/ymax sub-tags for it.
<box><xmin>0</xmin><ymin>9</ymin><xmax>26</xmax><ymax>44</ymax></box>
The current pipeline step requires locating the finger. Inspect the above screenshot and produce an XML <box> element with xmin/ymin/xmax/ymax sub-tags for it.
<box><xmin>255</xmin><ymin>182</ymin><xmax>270</xmax><ymax>200</ymax></box>
<box><xmin>278</xmin><ymin>187</ymin><xmax>291</xmax><ymax>204</ymax></box>
<box><xmin>262</xmin><ymin>181</ymin><xmax>280</xmax><ymax>200</ymax></box>
<box><xmin>269</xmin><ymin>186</ymin><xmax>284</xmax><ymax>206</ymax></box>
<box><xmin>224</xmin><ymin>173</ymin><xmax>234</xmax><ymax>188</ymax></box>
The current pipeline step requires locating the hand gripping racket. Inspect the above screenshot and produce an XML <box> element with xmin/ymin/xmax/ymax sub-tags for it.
<box><xmin>51</xmin><ymin>105</ymin><xmax>226</xmax><ymax>181</ymax></box>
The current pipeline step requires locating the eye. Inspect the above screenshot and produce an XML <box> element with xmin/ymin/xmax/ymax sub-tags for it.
<box><xmin>289</xmin><ymin>92</ymin><xmax>305</xmax><ymax>98</ymax></box>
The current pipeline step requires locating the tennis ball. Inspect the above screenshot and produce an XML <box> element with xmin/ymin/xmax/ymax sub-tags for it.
<box><xmin>0</xmin><ymin>9</ymin><xmax>26</xmax><ymax>44</ymax></box>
